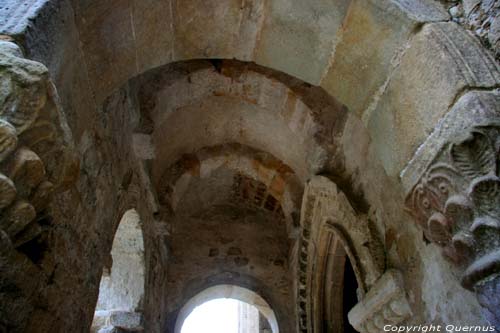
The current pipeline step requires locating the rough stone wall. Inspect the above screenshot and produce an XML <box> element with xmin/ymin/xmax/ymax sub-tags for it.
<box><xmin>0</xmin><ymin>0</ymin><xmax>498</xmax><ymax>332</ymax></box>
<box><xmin>444</xmin><ymin>0</ymin><xmax>500</xmax><ymax>59</ymax></box>
<box><xmin>0</xmin><ymin>45</ymin><xmax>165</xmax><ymax>332</ymax></box>
<box><xmin>0</xmin><ymin>39</ymin><xmax>79</xmax><ymax>333</ymax></box>
<box><xmin>165</xmin><ymin>206</ymin><xmax>294</xmax><ymax>331</ymax></box>
<box><xmin>25</xmin><ymin>84</ymin><xmax>152</xmax><ymax>333</ymax></box>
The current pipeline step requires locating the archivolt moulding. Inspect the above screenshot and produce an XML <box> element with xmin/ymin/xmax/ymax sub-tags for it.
<box><xmin>296</xmin><ymin>175</ymin><xmax>388</xmax><ymax>332</ymax></box>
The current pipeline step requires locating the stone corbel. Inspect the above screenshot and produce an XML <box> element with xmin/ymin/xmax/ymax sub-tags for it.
<box><xmin>0</xmin><ymin>41</ymin><xmax>78</xmax><ymax>251</ymax></box>
<box><xmin>402</xmin><ymin>90</ymin><xmax>500</xmax><ymax>328</ymax></box>
<box><xmin>348</xmin><ymin>269</ymin><xmax>412</xmax><ymax>333</ymax></box>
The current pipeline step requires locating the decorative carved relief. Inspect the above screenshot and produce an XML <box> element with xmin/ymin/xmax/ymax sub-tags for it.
<box><xmin>405</xmin><ymin>124</ymin><xmax>500</xmax><ymax>288</ymax></box>
<box><xmin>296</xmin><ymin>176</ymin><xmax>385</xmax><ymax>332</ymax></box>
<box><xmin>348</xmin><ymin>270</ymin><xmax>412</xmax><ymax>333</ymax></box>
<box><xmin>0</xmin><ymin>41</ymin><xmax>78</xmax><ymax>251</ymax></box>
<box><xmin>402</xmin><ymin>90</ymin><xmax>500</xmax><ymax>328</ymax></box>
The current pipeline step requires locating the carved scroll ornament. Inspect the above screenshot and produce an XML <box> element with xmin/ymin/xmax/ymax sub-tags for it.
<box><xmin>406</xmin><ymin>124</ymin><xmax>500</xmax><ymax>289</ymax></box>
<box><xmin>0</xmin><ymin>41</ymin><xmax>78</xmax><ymax>250</ymax></box>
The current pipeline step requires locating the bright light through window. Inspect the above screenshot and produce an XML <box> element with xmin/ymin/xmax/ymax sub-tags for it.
<box><xmin>181</xmin><ymin>298</ymin><xmax>260</xmax><ymax>333</ymax></box>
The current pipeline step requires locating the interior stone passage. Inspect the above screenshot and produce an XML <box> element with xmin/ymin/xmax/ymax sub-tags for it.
<box><xmin>0</xmin><ymin>0</ymin><xmax>499</xmax><ymax>333</ymax></box>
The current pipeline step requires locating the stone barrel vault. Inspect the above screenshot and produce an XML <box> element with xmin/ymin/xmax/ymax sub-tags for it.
<box><xmin>0</xmin><ymin>0</ymin><xmax>499</xmax><ymax>332</ymax></box>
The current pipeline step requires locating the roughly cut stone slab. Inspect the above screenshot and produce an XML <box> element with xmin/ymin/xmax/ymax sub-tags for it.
<box><xmin>131</xmin><ymin>0</ymin><xmax>174</xmax><ymax>73</ymax></box>
<box><xmin>173</xmin><ymin>0</ymin><xmax>264</xmax><ymax>61</ymax></box>
<box><xmin>0</xmin><ymin>0</ymin><xmax>49</xmax><ymax>35</ymax></box>
<box><xmin>73</xmin><ymin>0</ymin><xmax>138</xmax><ymax>103</ymax></box>
<box><xmin>320</xmin><ymin>0</ymin><xmax>448</xmax><ymax>116</ymax></box>
<box><xmin>255</xmin><ymin>0</ymin><xmax>350</xmax><ymax>85</ymax></box>
<box><xmin>132</xmin><ymin>134</ymin><xmax>155</xmax><ymax>160</ymax></box>
<box><xmin>367</xmin><ymin>22</ymin><xmax>500</xmax><ymax>177</ymax></box>
<box><xmin>109</xmin><ymin>311</ymin><xmax>144</xmax><ymax>331</ymax></box>
<box><xmin>348</xmin><ymin>269</ymin><xmax>412</xmax><ymax>333</ymax></box>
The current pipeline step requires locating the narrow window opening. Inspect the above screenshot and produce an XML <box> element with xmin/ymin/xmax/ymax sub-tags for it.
<box><xmin>90</xmin><ymin>209</ymin><xmax>145</xmax><ymax>333</ymax></box>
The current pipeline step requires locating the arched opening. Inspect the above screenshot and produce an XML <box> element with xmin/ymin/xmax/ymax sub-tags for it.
<box><xmin>175</xmin><ymin>285</ymin><xmax>279</xmax><ymax>333</ymax></box>
<box><xmin>181</xmin><ymin>298</ymin><xmax>270</xmax><ymax>333</ymax></box>
<box><xmin>0</xmin><ymin>0</ymin><xmax>499</xmax><ymax>332</ymax></box>
<box><xmin>342</xmin><ymin>256</ymin><xmax>359</xmax><ymax>333</ymax></box>
<box><xmin>316</xmin><ymin>233</ymin><xmax>360</xmax><ymax>333</ymax></box>
<box><xmin>91</xmin><ymin>209</ymin><xmax>145</xmax><ymax>333</ymax></box>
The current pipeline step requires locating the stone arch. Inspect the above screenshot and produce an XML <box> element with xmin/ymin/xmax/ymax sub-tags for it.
<box><xmin>136</xmin><ymin>60</ymin><xmax>349</xmax><ymax>184</ymax></box>
<box><xmin>0</xmin><ymin>1</ymin><xmax>498</xmax><ymax>331</ymax></box>
<box><xmin>3</xmin><ymin>0</ymin><xmax>496</xmax><ymax>183</ymax></box>
<box><xmin>158</xmin><ymin>143</ymin><xmax>303</xmax><ymax>236</ymax></box>
<box><xmin>296</xmin><ymin>175</ymin><xmax>386</xmax><ymax>332</ymax></box>
<box><xmin>92</xmin><ymin>209</ymin><xmax>145</xmax><ymax>332</ymax></box>
<box><xmin>311</xmin><ymin>230</ymin><xmax>361</xmax><ymax>333</ymax></box>
<box><xmin>174</xmin><ymin>284</ymin><xmax>279</xmax><ymax>333</ymax></box>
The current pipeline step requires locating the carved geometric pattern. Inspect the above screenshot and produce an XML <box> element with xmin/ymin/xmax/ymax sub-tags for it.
<box><xmin>406</xmin><ymin>124</ymin><xmax>500</xmax><ymax>289</ymax></box>
<box><xmin>296</xmin><ymin>176</ymin><xmax>386</xmax><ymax>332</ymax></box>
<box><xmin>297</xmin><ymin>193</ymin><xmax>314</xmax><ymax>333</ymax></box>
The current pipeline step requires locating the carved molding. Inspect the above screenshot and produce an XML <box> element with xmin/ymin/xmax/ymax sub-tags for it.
<box><xmin>296</xmin><ymin>176</ymin><xmax>385</xmax><ymax>332</ymax></box>
<box><xmin>0</xmin><ymin>41</ymin><xmax>78</xmax><ymax>250</ymax></box>
<box><xmin>405</xmin><ymin>123</ymin><xmax>500</xmax><ymax>289</ymax></box>
<box><xmin>348</xmin><ymin>270</ymin><xmax>412</xmax><ymax>333</ymax></box>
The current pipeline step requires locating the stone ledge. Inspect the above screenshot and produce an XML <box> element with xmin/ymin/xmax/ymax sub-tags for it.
<box><xmin>109</xmin><ymin>311</ymin><xmax>144</xmax><ymax>332</ymax></box>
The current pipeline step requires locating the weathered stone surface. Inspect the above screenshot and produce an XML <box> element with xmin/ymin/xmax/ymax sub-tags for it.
<box><xmin>131</xmin><ymin>0</ymin><xmax>173</xmax><ymax>73</ymax></box>
<box><xmin>0</xmin><ymin>0</ymin><xmax>49</xmax><ymax>35</ymax></box>
<box><xmin>8</xmin><ymin>147</ymin><xmax>45</xmax><ymax>191</ymax></box>
<box><xmin>0</xmin><ymin>42</ymin><xmax>48</xmax><ymax>134</ymax></box>
<box><xmin>320</xmin><ymin>0</ymin><xmax>448</xmax><ymax>115</ymax></box>
<box><xmin>348</xmin><ymin>270</ymin><xmax>412</xmax><ymax>333</ymax></box>
<box><xmin>132</xmin><ymin>134</ymin><xmax>155</xmax><ymax>160</ymax></box>
<box><xmin>475</xmin><ymin>273</ymin><xmax>500</xmax><ymax>328</ymax></box>
<box><xmin>73</xmin><ymin>0</ymin><xmax>138</xmax><ymax>103</ymax></box>
<box><xmin>0</xmin><ymin>40</ymin><xmax>77</xmax><ymax>252</ymax></box>
<box><xmin>109</xmin><ymin>311</ymin><xmax>144</xmax><ymax>331</ymax></box>
<box><xmin>367</xmin><ymin>22</ymin><xmax>499</xmax><ymax>177</ymax></box>
<box><xmin>0</xmin><ymin>2</ymin><xmax>498</xmax><ymax>332</ymax></box>
<box><xmin>0</xmin><ymin>119</ymin><xmax>18</xmax><ymax>162</ymax></box>
<box><xmin>173</xmin><ymin>0</ymin><xmax>264</xmax><ymax>62</ymax></box>
<box><xmin>255</xmin><ymin>0</ymin><xmax>350</xmax><ymax>85</ymax></box>
<box><xmin>0</xmin><ymin>172</ymin><xmax>16</xmax><ymax>209</ymax></box>
<box><xmin>401</xmin><ymin>90</ymin><xmax>500</xmax><ymax>193</ymax></box>
<box><xmin>403</xmin><ymin>88</ymin><xmax>500</xmax><ymax>325</ymax></box>
<box><xmin>3</xmin><ymin>200</ymin><xmax>36</xmax><ymax>237</ymax></box>
<box><xmin>446</xmin><ymin>0</ymin><xmax>500</xmax><ymax>59</ymax></box>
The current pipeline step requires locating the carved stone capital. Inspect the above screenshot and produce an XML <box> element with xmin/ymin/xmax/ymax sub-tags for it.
<box><xmin>348</xmin><ymin>270</ymin><xmax>412</xmax><ymax>333</ymax></box>
<box><xmin>404</xmin><ymin>91</ymin><xmax>500</xmax><ymax>293</ymax></box>
<box><xmin>403</xmin><ymin>90</ymin><xmax>500</xmax><ymax>328</ymax></box>
<box><xmin>0</xmin><ymin>41</ymin><xmax>78</xmax><ymax>250</ymax></box>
